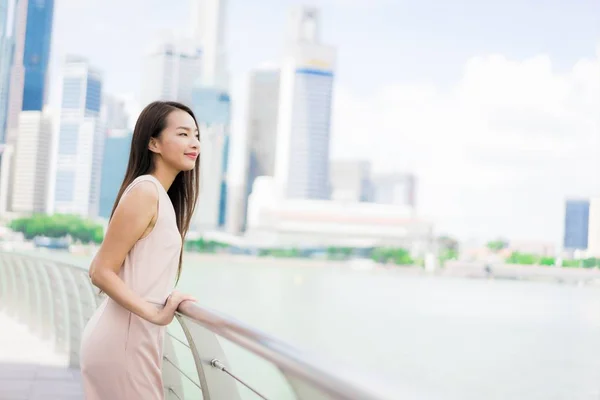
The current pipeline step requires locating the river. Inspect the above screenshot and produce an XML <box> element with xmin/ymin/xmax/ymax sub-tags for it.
<box><xmin>33</xmin><ymin>250</ymin><xmax>600</xmax><ymax>399</ymax></box>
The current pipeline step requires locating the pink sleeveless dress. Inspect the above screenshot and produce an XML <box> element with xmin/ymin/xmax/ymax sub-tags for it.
<box><xmin>80</xmin><ymin>175</ymin><xmax>182</xmax><ymax>400</ymax></box>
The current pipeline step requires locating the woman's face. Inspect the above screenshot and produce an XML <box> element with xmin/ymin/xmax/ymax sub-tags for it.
<box><xmin>151</xmin><ymin>109</ymin><xmax>200</xmax><ymax>172</ymax></box>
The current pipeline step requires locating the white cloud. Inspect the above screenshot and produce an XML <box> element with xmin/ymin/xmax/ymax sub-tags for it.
<box><xmin>331</xmin><ymin>52</ymin><xmax>600</xmax><ymax>243</ymax></box>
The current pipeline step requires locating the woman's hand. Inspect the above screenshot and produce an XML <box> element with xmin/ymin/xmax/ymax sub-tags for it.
<box><xmin>149</xmin><ymin>291</ymin><xmax>197</xmax><ymax>326</ymax></box>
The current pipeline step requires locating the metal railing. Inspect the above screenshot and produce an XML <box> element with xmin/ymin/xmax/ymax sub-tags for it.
<box><xmin>0</xmin><ymin>251</ymin><xmax>392</xmax><ymax>400</ymax></box>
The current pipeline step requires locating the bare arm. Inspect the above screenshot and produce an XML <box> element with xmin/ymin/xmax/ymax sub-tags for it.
<box><xmin>89</xmin><ymin>181</ymin><xmax>168</xmax><ymax>324</ymax></box>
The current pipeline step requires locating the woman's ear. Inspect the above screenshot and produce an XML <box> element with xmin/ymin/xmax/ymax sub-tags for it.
<box><xmin>148</xmin><ymin>137</ymin><xmax>160</xmax><ymax>154</ymax></box>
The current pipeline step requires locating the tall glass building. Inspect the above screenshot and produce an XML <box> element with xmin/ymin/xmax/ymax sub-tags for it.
<box><xmin>275</xmin><ymin>6</ymin><xmax>336</xmax><ymax>200</ymax></box>
<box><xmin>22</xmin><ymin>0</ymin><xmax>54</xmax><ymax>111</ymax></box>
<box><xmin>53</xmin><ymin>56</ymin><xmax>103</xmax><ymax>217</ymax></box>
<box><xmin>191</xmin><ymin>85</ymin><xmax>230</xmax><ymax>230</ymax></box>
<box><xmin>0</xmin><ymin>0</ymin><xmax>15</xmax><ymax>143</ymax></box>
<box><xmin>99</xmin><ymin>132</ymin><xmax>132</xmax><ymax>219</ymax></box>
<box><xmin>564</xmin><ymin>199</ymin><xmax>589</xmax><ymax>250</ymax></box>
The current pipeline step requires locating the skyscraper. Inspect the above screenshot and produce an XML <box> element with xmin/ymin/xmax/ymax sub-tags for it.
<box><xmin>102</xmin><ymin>94</ymin><xmax>129</xmax><ymax>131</ymax></box>
<box><xmin>188</xmin><ymin>0</ymin><xmax>231</xmax><ymax>232</ymax></box>
<box><xmin>275</xmin><ymin>6</ymin><xmax>336</xmax><ymax>200</ymax></box>
<box><xmin>191</xmin><ymin>86</ymin><xmax>230</xmax><ymax>231</ymax></box>
<box><xmin>21</xmin><ymin>0</ymin><xmax>54</xmax><ymax>111</ymax></box>
<box><xmin>371</xmin><ymin>173</ymin><xmax>417</xmax><ymax>208</ymax></box>
<box><xmin>140</xmin><ymin>39</ymin><xmax>201</xmax><ymax>106</ymax></box>
<box><xmin>191</xmin><ymin>0</ymin><xmax>228</xmax><ymax>88</ymax></box>
<box><xmin>1</xmin><ymin>0</ymin><xmax>29</xmax><ymax>213</ymax></box>
<box><xmin>563</xmin><ymin>199</ymin><xmax>589</xmax><ymax>251</ymax></box>
<box><xmin>0</xmin><ymin>0</ymin><xmax>15</xmax><ymax>142</ymax></box>
<box><xmin>5</xmin><ymin>0</ymin><xmax>27</xmax><ymax>145</ymax></box>
<box><xmin>98</xmin><ymin>130</ymin><xmax>132</xmax><ymax>219</ymax></box>
<box><xmin>0</xmin><ymin>0</ymin><xmax>7</xmax><ymax>31</ymax></box>
<box><xmin>246</xmin><ymin>68</ymin><xmax>280</xmax><ymax>185</ymax></box>
<box><xmin>233</xmin><ymin>67</ymin><xmax>280</xmax><ymax>232</ymax></box>
<box><xmin>10</xmin><ymin>110</ymin><xmax>52</xmax><ymax>213</ymax></box>
<box><xmin>52</xmin><ymin>56</ymin><xmax>104</xmax><ymax>218</ymax></box>
<box><xmin>330</xmin><ymin>160</ymin><xmax>372</xmax><ymax>203</ymax></box>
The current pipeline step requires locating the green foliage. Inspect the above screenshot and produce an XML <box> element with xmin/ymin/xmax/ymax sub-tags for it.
<box><xmin>561</xmin><ymin>259</ymin><xmax>578</xmax><ymax>268</ymax></box>
<box><xmin>487</xmin><ymin>239</ymin><xmax>509</xmax><ymax>251</ymax></box>
<box><xmin>370</xmin><ymin>247</ymin><xmax>413</xmax><ymax>266</ymax></box>
<box><xmin>539</xmin><ymin>257</ymin><xmax>555</xmax><ymax>266</ymax></box>
<box><xmin>326</xmin><ymin>246</ymin><xmax>354</xmax><ymax>260</ymax></box>
<box><xmin>9</xmin><ymin>214</ymin><xmax>104</xmax><ymax>244</ymax></box>
<box><xmin>257</xmin><ymin>248</ymin><xmax>302</xmax><ymax>258</ymax></box>
<box><xmin>438</xmin><ymin>235</ymin><xmax>459</xmax><ymax>252</ymax></box>
<box><xmin>581</xmin><ymin>258</ymin><xmax>600</xmax><ymax>268</ymax></box>
<box><xmin>439</xmin><ymin>249</ymin><xmax>458</xmax><ymax>265</ymax></box>
<box><xmin>507</xmin><ymin>252</ymin><xmax>558</xmax><ymax>267</ymax></box>
<box><xmin>504</xmin><ymin>253</ymin><xmax>600</xmax><ymax>269</ymax></box>
<box><xmin>507</xmin><ymin>252</ymin><xmax>538</xmax><ymax>265</ymax></box>
<box><xmin>184</xmin><ymin>238</ymin><xmax>229</xmax><ymax>253</ymax></box>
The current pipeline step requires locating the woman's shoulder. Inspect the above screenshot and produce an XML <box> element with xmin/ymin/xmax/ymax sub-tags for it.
<box><xmin>122</xmin><ymin>175</ymin><xmax>161</xmax><ymax>201</ymax></box>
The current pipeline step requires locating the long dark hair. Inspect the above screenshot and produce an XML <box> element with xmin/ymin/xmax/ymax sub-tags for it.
<box><xmin>110</xmin><ymin>101</ymin><xmax>200</xmax><ymax>284</ymax></box>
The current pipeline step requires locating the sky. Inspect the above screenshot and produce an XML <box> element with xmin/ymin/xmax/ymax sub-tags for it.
<box><xmin>46</xmin><ymin>0</ymin><xmax>600</xmax><ymax>245</ymax></box>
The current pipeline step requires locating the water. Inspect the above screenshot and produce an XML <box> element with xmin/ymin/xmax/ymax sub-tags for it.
<box><xmin>31</xmin><ymin>250</ymin><xmax>600</xmax><ymax>399</ymax></box>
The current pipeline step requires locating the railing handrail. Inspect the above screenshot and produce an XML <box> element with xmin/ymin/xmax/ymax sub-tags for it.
<box><xmin>177</xmin><ymin>301</ymin><xmax>394</xmax><ymax>400</ymax></box>
<box><xmin>0</xmin><ymin>250</ymin><xmax>397</xmax><ymax>399</ymax></box>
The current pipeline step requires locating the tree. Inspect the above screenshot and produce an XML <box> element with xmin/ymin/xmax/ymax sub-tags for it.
<box><xmin>437</xmin><ymin>235</ymin><xmax>459</xmax><ymax>266</ymax></box>
<box><xmin>438</xmin><ymin>235</ymin><xmax>459</xmax><ymax>252</ymax></box>
<box><xmin>507</xmin><ymin>252</ymin><xmax>537</xmax><ymax>265</ymax></box>
<box><xmin>487</xmin><ymin>239</ymin><xmax>508</xmax><ymax>252</ymax></box>
<box><xmin>9</xmin><ymin>214</ymin><xmax>104</xmax><ymax>244</ymax></box>
<box><xmin>370</xmin><ymin>247</ymin><xmax>413</xmax><ymax>266</ymax></box>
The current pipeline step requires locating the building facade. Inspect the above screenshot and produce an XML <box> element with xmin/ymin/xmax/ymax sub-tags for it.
<box><xmin>10</xmin><ymin>110</ymin><xmax>52</xmax><ymax>213</ymax></box>
<box><xmin>275</xmin><ymin>6</ymin><xmax>336</xmax><ymax>200</ymax></box>
<box><xmin>52</xmin><ymin>56</ymin><xmax>104</xmax><ymax>218</ymax></box>
<box><xmin>140</xmin><ymin>41</ymin><xmax>202</xmax><ymax>107</ymax></box>
<box><xmin>0</xmin><ymin>0</ymin><xmax>15</xmax><ymax>143</ymax></box>
<box><xmin>563</xmin><ymin>199</ymin><xmax>589</xmax><ymax>250</ymax></box>
<box><xmin>22</xmin><ymin>0</ymin><xmax>54</xmax><ymax>111</ymax></box>
<box><xmin>245</xmin><ymin>176</ymin><xmax>432</xmax><ymax>252</ymax></box>
<box><xmin>371</xmin><ymin>173</ymin><xmax>417</xmax><ymax>208</ymax></box>
<box><xmin>330</xmin><ymin>160</ymin><xmax>372</xmax><ymax>203</ymax></box>
<box><xmin>235</xmin><ymin>67</ymin><xmax>281</xmax><ymax>232</ymax></box>
<box><xmin>102</xmin><ymin>94</ymin><xmax>129</xmax><ymax>130</ymax></box>
<box><xmin>98</xmin><ymin>130</ymin><xmax>132</xmax><ymax>219</ymax></box>
<box><xmin>191</xmin><ymin>85</ymin><xmax>230</xmax><ymax>231</ymax></box>
<box><xmin>5</xmin><ymin>0</ymin><xmax>27</xmax><ymax>145</ymax></box>
<box><xmin>191</xmin><ymin>0</ymin><xmax>228</xmax><ymax>89</ymax></box>
<box><xmin>586</xmin><ymin>198</ymin><xmax>600</xmax><ymax>257</ymax></box>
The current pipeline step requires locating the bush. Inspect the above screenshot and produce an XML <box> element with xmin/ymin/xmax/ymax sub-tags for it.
<box><xmin>370</xmin><ymin>247</ymin><xmax>413</xmax><ymax>266</ymax></box>
<box><xmin>184</xmin><ymin>238</ymin><xmax>229</xmax><ymax>253</ymax></box>
<box><xmin>9</xmin><ymin>214</ymin><xmax>104</xmax><ymax>244</ymax></box>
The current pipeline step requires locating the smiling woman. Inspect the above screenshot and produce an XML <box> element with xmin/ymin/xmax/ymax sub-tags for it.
<box><xmin>79</xmin><ymin>101</ymin><xmax>201</xmax><ymax>400</ymax></box>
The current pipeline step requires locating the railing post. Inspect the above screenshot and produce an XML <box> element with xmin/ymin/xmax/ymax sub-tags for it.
<box><xmin>46</xmin><ymin>262</ymin><xmax>70</xmax><ymax>354</ymax></box>
<box><xmin>23</xmin><ymin>259</ymin><xmax>42</xmax><ymax>334</ymax></box>
<box><xmin>176</xmin><ymin>315</ymin><xmax>242</xmax><ymax>400</ymax></box>
<box><xmin>35</xmin><ymin>261</ymin><xmax>56</xmax><ymax>341</ymax></box>
<box><xmin>161</xmin><ymin>335</ymin><xmax>185</xmax><ymax>399</ymax></box>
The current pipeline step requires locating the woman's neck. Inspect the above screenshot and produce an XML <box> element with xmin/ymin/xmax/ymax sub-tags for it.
<box><xmin>150</xmin><ymin>165</ymin><xmax>178</xmax><ymax>192</ymax></box>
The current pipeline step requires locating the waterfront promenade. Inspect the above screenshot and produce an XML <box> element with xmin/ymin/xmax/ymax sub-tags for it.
<box><xmin>0</xmin><ymin>312</ymin><xmax>84</xmax><ymax>399</ymax></box>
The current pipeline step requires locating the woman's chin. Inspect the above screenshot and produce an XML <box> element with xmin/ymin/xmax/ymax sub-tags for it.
<box><xmin>181</xmin><ymin>161</ymin><xmax>197</xmax><ymax>171</ymax></box>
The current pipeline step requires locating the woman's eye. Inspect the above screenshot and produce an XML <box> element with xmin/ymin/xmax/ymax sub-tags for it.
<box><xmin>179</xmin><ymin>132</ymin><xmax>187</xmax><ymax>136</ymax></box>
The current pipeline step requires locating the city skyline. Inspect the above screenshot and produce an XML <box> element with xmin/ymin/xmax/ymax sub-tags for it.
<box><xmin>17</xmin><ymin>0</ymin><xmax>600</xmax><ymax>244</ymax></box>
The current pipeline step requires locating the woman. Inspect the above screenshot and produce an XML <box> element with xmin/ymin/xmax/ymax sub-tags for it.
<box><xmin>80</xmin><ymin>101</ymin><xmax>201</xmax><ymax>399</ymax></box>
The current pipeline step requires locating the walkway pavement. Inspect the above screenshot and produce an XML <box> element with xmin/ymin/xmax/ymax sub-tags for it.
<box><xmin>0</xmin><ymin>312</ymin><xmax>83</xmax><ymax>399</ymax></box>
